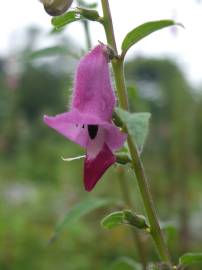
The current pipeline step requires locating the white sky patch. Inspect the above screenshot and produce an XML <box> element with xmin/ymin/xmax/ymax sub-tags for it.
<box><xmin>1</xmin><ymin>0</ymin><xmax>202</xmax><ymax>86</ymax></box>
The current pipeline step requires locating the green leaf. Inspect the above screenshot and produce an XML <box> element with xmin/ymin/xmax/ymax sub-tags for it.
<box><xmin>51</xmin><ymin>10</ymin><xmax>84</xmax><ymax>29</ymax></box>
<box><xmin>127</xmin><ymin>85</ymin><xmax>138</xmax><ymax>102</ymax></box>
<box><xmin>110</xmin><ymin>257</ymin><xmax>142</xmax><ymax>270</ymax></box>
<box><xmin>50</xmin><ymin>197</ymin><xmax>114</xmax><ymax>242</ymax></box>
<box><xmin>28</xmin><ymin>46</ymin><xmax>69</xmax><ymax>59</ymax></box>
<box><xmin>127</xmin><ymin>85</ymin><xmax>139</xmax><ymax>111</ymax></box>
<box><xmin>101</xmin><ymin>211</ymin><xmax>124</xmax><ymax>229</ymax></box>
<box><xmin>121</xmin><ymin>20</ymin><xmax>180</xmax><ymax>57</ymax></box>
<box><xmin>26</xmin><ymin>46</ymin><xmax>80</xmax><ymax>61</ymax></box>
<box><xmin>160</xmin><ymin>221</ymin><xmax>178</xmax><ymax>239</ymax></box>
<box><xmin>115</xmin><ymin>108</ymin><xmax>151</xmax><ymax>152</ymax></box>
<box><xmin>179</xmin><ymin>253</ymin><xmax>202</xmax><ymax>266</ymax></box>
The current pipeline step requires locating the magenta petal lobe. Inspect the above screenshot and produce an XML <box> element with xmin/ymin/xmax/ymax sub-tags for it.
<box><xmin>104</xmin><ymin>123</ymin><xmax>127</xmax><ymax>151</ymax></box>
<box><xmin>72</xmin><ymin>45</ymin><xmax>115</xmax><ymax>121</ymax></box>
<box><xmin>43</xmin><ymin>113</ymin><xmax>89</xmax><ymax>148</ymax></box>
<box><xmin>84</xmin><ymin>144</ymin><xmax>116</xmax><ymax>191</ymax></box>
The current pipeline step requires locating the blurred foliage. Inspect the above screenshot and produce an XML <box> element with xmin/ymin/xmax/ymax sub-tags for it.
<box><xmin>0</xmin><ymin>27</ymin><xmax>202</xmax><ymax>270</ymax></box>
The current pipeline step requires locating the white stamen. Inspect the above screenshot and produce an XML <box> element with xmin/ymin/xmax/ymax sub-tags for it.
<box><xmin>61</xmin><ymin>155</ymin><xmax>85</xmax><ymax>162</ymax></box>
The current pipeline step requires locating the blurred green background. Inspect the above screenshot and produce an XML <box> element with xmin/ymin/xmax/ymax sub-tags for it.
<box><xmin>0</xmin><ymin>23</ymin><xmax>202</xmax><ymax>270</ymax></box>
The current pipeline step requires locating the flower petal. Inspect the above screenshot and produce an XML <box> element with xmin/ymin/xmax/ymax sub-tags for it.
<box><xmin>44</xmin><ymin>110</ymin><xmax>127</xmax><ymax>150</ymax></box>
<box><xmin>84</xmin><ymin>143</ymin><xmax>116</xmax><ymax>191</ymax></box>
<box><xmin>103</xmin><ymin>123</ymin><xmax>127</xmax><ymax>151</ymax></box>
<box><xmin>71</xmin><ymin>45</ymin><xmax>115</xmax><ymax>121</ymax></box>
<box><xmin>86</xmin><ymin>126</ymin><xmax>106</xmax><ymax>159</ymax></box>
<box><xmin>43</xmin><ymin>112</ymin><xmax>88</xmax><ymax>148</ymax></box>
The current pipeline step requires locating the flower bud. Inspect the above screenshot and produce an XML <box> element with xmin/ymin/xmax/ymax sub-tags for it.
<box><xmin>42</xmin><ymin>0</ymin><xmax>73</xmax><ymax>16</ymax></box>
<box><xmin>113</xmin><ymin>110</ymin><xmax>124</xmax><ymax>128</ymax></box>
<box><xmin>76</xmin><ymin>7</ymin><xmax>100</xmax><ymax>21</ymax></box>
<box><xmin>115</xmin><ymin>152</ymin><xmax>131</xmax><ymax>165</ymax></box>
<box><xmin>123</xmin><ymin>210</ymin><xmax>150</xmax><ymax>230</ymax></box>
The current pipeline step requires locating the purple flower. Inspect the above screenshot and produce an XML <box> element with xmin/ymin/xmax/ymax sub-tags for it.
<box><xmin>43</xmin><ymin>45</ymin><xmax>127</xmax><ymax>191</ymax></box>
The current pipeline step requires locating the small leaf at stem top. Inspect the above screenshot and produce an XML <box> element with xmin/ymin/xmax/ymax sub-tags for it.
<box><xmin>121</xmin><ymin>20</ymin><xmax>183</xmax><ymax>58</ymax></box>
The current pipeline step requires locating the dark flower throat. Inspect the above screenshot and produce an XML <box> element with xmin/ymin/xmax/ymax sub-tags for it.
<box><xmin>88</xmin><ymin>125</ymin><xmax>99</xmax><ymax>140</ymax></box>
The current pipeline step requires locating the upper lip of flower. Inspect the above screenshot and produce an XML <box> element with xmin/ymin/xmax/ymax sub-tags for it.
<box><xmin>43</xmin><ymin>44</ymin><xmax>127</xmax><ymax>191</ymax></box>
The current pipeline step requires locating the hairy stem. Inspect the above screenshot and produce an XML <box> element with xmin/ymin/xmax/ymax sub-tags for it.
<box><xmin>101</xmin><ymin>0</ymin><xmax>171</xmax><ymax>263</ymax></box>
<box><xmin>117</xmin><ymin>166</ymin><xmax>147</xmax><ymax>270</ymax></box>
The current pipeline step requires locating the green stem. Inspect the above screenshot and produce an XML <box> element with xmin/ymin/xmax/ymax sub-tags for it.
<box><xmin>117</xmin><ymin>166</ymin><xmax>147</xmax><ymax>270</ymax></box>
<box><xmin>127</xmin><ymin>135</ymin><xmax>170</xmax><ymax>262</ymax></box>
<box><xmin>100</xmin><ymin>0</ymin><xmax>117</xmax><ymax>53</ymax></box>
<box><xmin>101</xmin><ymin>0</ymin><xmax>171</xmax><ymax>264</ymax></box>
<box><xmin>112</xmin><ymin>60</ymin><xmax>129</xmax><ymax>110</ymax></box>
<box><xmin>82</xmin><ymin>20</ymin><xmax>92</xmax><ymax>50</ymax></box>
<box><xmin>117</xmin><ymin>166</ymin><xmax>132</xmax><ymax>208</ymax></box>
<box><xmin>101</xmin><ymin>0</ymin><xmax>129</xmax><ymax>109</ymax></box>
